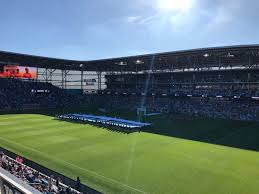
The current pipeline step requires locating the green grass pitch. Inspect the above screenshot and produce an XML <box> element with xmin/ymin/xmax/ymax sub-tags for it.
<box><xmin>0</xmin><ymin>114</ymin><xmax>259</xmax><ymax>194</ymax></box>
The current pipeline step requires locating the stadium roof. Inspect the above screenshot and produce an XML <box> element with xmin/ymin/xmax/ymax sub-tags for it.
<box><xmin>0</xmin><ymin>44</ymin><xmax>259</xmax><ymax>72</ymax></box>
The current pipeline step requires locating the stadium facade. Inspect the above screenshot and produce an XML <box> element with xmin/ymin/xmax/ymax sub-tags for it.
<box><xmin>0</xmin><ymin>45</ymin><xmax>259</xmax><ymax>121</ymax></box>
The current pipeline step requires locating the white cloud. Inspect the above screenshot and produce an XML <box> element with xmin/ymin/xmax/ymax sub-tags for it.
<box><xmin>205</xmin><ymin>0</ymin><xmax>243</xmax><ymax>31</ymax></box>
<box><xmin>125</xmin><ymin>14</ymin><xmax>160</xmax><ymax>25</ymax></box>
<box><xmin>208</xmin><ymin>8</ymin><xmax>233</xmax><ymax>28</ymax></box>
<box><xmin>126</xmin><ymin>16</ymin><xmax>141</xmax><ymax>23</ymax></box>
<box><xmin>127</xmin><ymin>0</ymin><xmax>198</xmax><ymax>31</ymax></box>
<box><xmin>125</xmin><ymin>0</ymin><xmax>243</xmax><ymax>35</ymax></box>
<box><xmin>137</xmin><ymin>14</ymin><xmax>160</xmax><ymax>24</ymax></box>
<box><xmin>156</xmin><ymin>0</ymin><xmax>195</xmax><ymax>13</ymax></box>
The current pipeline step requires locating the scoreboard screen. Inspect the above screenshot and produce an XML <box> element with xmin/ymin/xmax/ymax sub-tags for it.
<box><xmin>0</xmin><ymin>65</ymin><xmax>37</xmax><ymax>79</ymax></box>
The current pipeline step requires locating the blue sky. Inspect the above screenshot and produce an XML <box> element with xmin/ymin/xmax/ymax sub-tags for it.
<box><xmin>0</xmin><ymin>0</ymin><xmax>258</xmax><ymax>60</ymax></box>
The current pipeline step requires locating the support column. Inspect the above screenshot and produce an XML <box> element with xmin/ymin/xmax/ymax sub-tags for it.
<box><xmin>81</xmin><ymin>70</ymin><xmax>84</xmax><ymax>90</ymax></box>
<box><xmin>97</xmin><ymin>71</ymin><xmax>102</xmax><ymax>90</ymax></box>
<box><xmin>48</xmin><ymin>69</ymin><xmax>56</xmax><ymax>82</ymax></box>
<box><xmin>61</xmin><ymin>70</ymin><xmax>64</xmax><ymax>89</ymax></box>
<box><xmin>45</xmin><ymin>68</ymin><xmax>48</xmax><ymax>83</ymax></box>
<box><xmin>64</xmin><ymin>70</ymin><xmax>69</xmax><ymax>89</ymax></box>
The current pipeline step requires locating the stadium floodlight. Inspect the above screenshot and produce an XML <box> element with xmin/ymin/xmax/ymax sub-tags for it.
<box><xmin>227</xmin><ymin>53</ymin><xmax>235</xmax><ymax>57</ymax></box>
<box><xmin>203</xmin><ymin>53</ymin><xmax>209</xmax><ymax>57</ymax></box>
<box><xmin>135</xmin><ymin>60</ymin><xmax>144</xmax><ymax>64</ymax></box>
<box><xmin>116</xmin><ymin>61</ymin><xmax>127</xmax><ymax>66</ymax></box>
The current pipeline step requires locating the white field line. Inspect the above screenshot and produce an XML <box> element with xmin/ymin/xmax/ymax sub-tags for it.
<box><xmin>0</xmin><ymin>137</ymin><xmax>147</xmax><ymax>194</ymax></box>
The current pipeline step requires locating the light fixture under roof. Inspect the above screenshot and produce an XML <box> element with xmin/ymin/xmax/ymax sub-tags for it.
<box><xmin>116</xmin><ymin>61</ymin><xmax>127</xmax><ymax>66</ymax></box>
<box><xmin>135</xmin><ymin>60</ymin><xmax>144</xmax><ymax>64</ymax></box>
<box><xmin>227</xmin><ymin>53</ymin><xmax>234</xmax><ymax>57</ymax></box>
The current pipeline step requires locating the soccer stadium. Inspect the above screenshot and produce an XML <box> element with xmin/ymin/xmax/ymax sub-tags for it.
<box><xmin>1</xmin><ymin>1</ymin><xmax>259</xmax><ymax>194</ymax></box>
<box><xmin>0</xmin><ymin>45</ymin><xmax>259</xmax><ymax>194</ymax></box>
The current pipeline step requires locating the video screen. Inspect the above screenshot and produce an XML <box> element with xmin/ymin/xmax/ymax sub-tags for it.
<box><xmin>0</xmin><ymin>65</ymin><xmax>37</xmax><ymax>79</ymax></box>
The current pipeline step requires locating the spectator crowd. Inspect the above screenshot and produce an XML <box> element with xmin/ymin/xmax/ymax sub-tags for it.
<box><xmin>0</xmin><ymin>78</ymin><xmax>82</xmax><ymax>110</ymax></box>
<box><xmin>95</xmin><ymin>95</ymin><xmax>259</xmax><ymax>121</ymax></box>
<box><xmin>0</xmin><ymin>76</ymin><xmax>258</xmax><ymax>121</ymax></box>
<box><xmin>0</xmin><ymin>152</ymin><xmax>81</xmax><ymax>194</ymax></box>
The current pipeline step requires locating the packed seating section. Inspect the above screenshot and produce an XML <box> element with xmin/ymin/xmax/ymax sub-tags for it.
<box><xmin>0</xmin><ymin>78</ymin><xmax>82</xmax><ymax>110</ymax></box>
<box><xmin>0</xmin><ymin>152</ymin><xmax>81</xmax><ymax>194</ymax></box>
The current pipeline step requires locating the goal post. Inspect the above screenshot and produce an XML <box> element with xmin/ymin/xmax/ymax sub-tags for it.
<box><xmin>137</xmin><ymin>106</ymin><xmax>147</xmax><ymax>117</ymax></box>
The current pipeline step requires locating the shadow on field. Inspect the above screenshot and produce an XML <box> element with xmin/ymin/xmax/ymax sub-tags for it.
<box><xmin>142</xmin><ymin>114</ymin><xmax>259</xmax><ymax>152</ymax></box>
<box><xmin>2</xmin><ymin>108</ymin><xmax>259</xmax><ymax>152</ymax></box>
<box><xmin>53</xmin><ymin>112</ymin><xmax>259</xmax><ymax>152</ymax></box>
